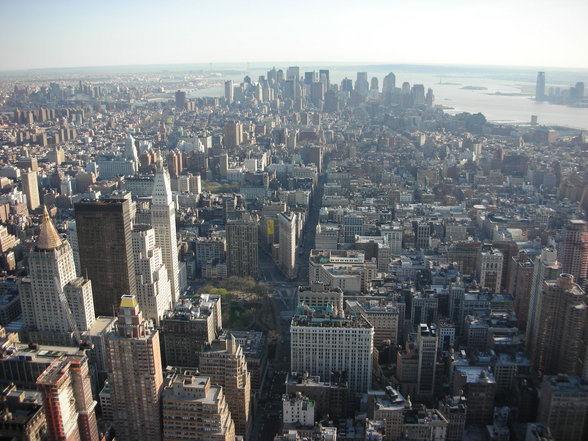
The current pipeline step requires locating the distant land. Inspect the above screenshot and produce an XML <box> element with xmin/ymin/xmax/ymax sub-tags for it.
<box><xmin>1</xmin><ymin>62</ymin><xmax>587</xmax><ymax>85</ymax></box>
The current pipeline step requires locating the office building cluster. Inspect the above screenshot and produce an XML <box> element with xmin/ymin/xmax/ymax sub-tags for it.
<box><xmin>0</xmin><ymin>64</ymin><xmax>586</xmax><ymax>441</ymax></box>
<box><xmin>535</xmin><ymin>71</ymin><xmax>586</xmax><ymax>106</ymax></box>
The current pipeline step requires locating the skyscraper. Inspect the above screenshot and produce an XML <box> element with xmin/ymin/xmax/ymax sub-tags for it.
<box><xmin>416</xmin><ymin>324</ymin><xmax>438</xmax><ymax>400</ymax></box>
<box><xmin>561</xmin><ymin>219</ymin><xmax>588</xmax><ymax>285</ymax></box>
<box><xmin>75</xmin><ymin>198</ymin><xmax>137</xmax><ymax>316</ymax></box>
<box><xmin>355</xmin><ymin>72</ymin><xmax>369</xmax><ymax>97</ymax></box>
<box><xmin>286</xmin><ymin>66</ymin><xmax>300</xmax><ymax>81</ymax></box>
<box><xmin>535</xmin><ymin>72</ymin><xmax>546</xmax><ymax>101</ymax></box>
<box><xmin>278</xmin><ymin>212</ymin><xmax>297</xmax><ymax>279</ymax></box>
<box><xmin>226</xmin><ymin>216</ymin><xmax>259</xmax><ymax>278</ymax></box>
<box><xmin>21</xmin><ymin>170</ymin><xmax>40</xmax><ymax>211</ymax></box>
<box><xmin>19</xmin><ymin>207</ymin><xmax>95</xmax><ymax>345</ymax></box>
<box><xmin>533</xmin><ymin>274</ymin><xmax>587</xmax><ymax>376</ymax></box>
<box><xmin>174</xmin><ymin>90</ymin><xmax>186</xmax><ymax>108</ymax></box>
<box><xmin>36</xmin><ymin>354</ymin><xmax>100</xmax><ymax>441</ymax></box>
<box><xmin>151</xmin><ymin>164</ymin><xmax>180</xmax><ymax>302</ymax></box>
<box><xmin>526</xmin><ymin>247</ymin><xmax>560</xmax><ymax>361</ymax></box>
<box><xmin>225</xmin><ymin>80</ymin><xmax>234</xmax><ymax>104</ymax></box>
<box><xmin>382</xmin><ymin>72</ymin><xmax>396</xmax><ymax>95</ymax></box>
<box><xmin>106</xmin><ymin>295</ymin><xmax>163</xmax><ymax>441</ymax></box>
<box><xmin>132</xmin><ymin>224</ymin><xmax>172</xmax><ymax>325</ymax></box>
<box><xmin>199</xmin><ymin>335</ymin><xmax>251</xmax><ymax>439</ymax></box>
<box><xmin>223</xmin><ymin>121</ymin><xmax>243</xmax><ymax>149</ymax></box>
<box><xmin>319</xmin><ymin>69</ymin><xmax>329</xmax><ymax>89</ymax></box>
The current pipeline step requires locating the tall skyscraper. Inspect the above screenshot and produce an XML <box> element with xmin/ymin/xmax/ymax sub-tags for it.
<box><xmin>132</xmin><ymin>225</ymin><xmax>172</xmax><ymax>325</ymax></box>
<box><xmin>225</xmin><ymin>80</ymin><xmax>234</xmax><ymax>104</ymax></box>
<box><xmin>226</xmin><ymin>216</ymin><xmax>259</xmax><ymax>278</ymax></box>
<box><xmin>509</xmin><ymin>251</ymin><xmax>535</xmax><ymax>329</ymax></box>
<box><xmin>162</xmin><ymin>372</ymin><xmax>236</xmax><ymax>441</ymax></box>
<box><xmin>106</xmin><ymin>295</ymin><xmax>163</xmax><ymax>441</ymax></box>
<box><xmin>355</xmin><ymin>72</ymin><xmax>369</xmax><ymax>96</ymax></box>
<box><xmin>21</xmin><ymin>170</ymin><xmax>40</xmax><ymax>211</ymax></box>
<box><xmin>416</xmin><ymin>324</ymin><xmax>438</xmax><ymax>400</ymax></box>
<box><xmin>382</xmin><ymin>72</ymin><xmax>396</xmax><ymax>95</ymax></box>
<box><xmin>561</xmin><ymin>219</ymin><xmax>588</xmax><ymax>285</ymax></box>
<box><xmin>286</xmin><ymin>66</ymin><xmax>300</xmax><ymax>81</ymax></box>
<box><xmin>151</xmin><ymin>165</ymin><xmax>180</xmax><ymax>302</ymax></box>
<box><xmin>526</xmin><ymin>247</ymin><xmax>560</xmax><ymax>361</ymax></box>
<box><xmin>75</xmin><ymin>198</ymin><xmax>136</xmax><ymax>316</ymax></box>
<box><xmin>290</xmin><ymin>306</ymin><xmax>374</xmax><ymax>394</ymax></box>
<box><xmin>19</xmin><ymin>207</ymin><xmax>95</xmax><ymax>345</ymax></box>
<box><xmin>37</xmin><ymin>354</ymin><xmax>100</xmax><ymax>441</ymax></box>
<box><xmin>199</xmin><ymin>335</ymin><xmax>251</xmax><ymax>439</ymax></box>
<box><xmin>319</xmin><ymin>69</ymin><xmax>329</xmax><ymax>89</ymax></box>
<box><xmin>174</xmin><ymin>90</ymin><xmax>186</xmax><ymax>108</ymax></box>
<box><xmin>278</xmin><ymin>212</ymin><xmax>297</xmax><ymax>279</ymax></box>
<box><xmin>533</xmin><ymin>274</ymin><xmax>587</xmax><ymax>376</ymax></box>
<box><xmin>535</xmin><ymin>72</ymin><xmax>546</xmax><ymax>101</ymax></box>
<box><xmin>223</xmin><ymin>121</ymin><xmax>243</xmax><ymax>149</ymax></box>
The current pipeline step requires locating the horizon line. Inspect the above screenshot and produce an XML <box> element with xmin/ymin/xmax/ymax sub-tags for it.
<box><xmin>2</xmin><ymin>60</ymin><xmax>588</xmax><ymax>74</ymax></box>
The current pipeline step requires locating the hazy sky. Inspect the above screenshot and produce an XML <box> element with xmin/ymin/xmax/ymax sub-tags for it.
<box><xmin>1</xmin><ymin>0</ymin><xmax>587</xmax><ymax>70</ymax></box>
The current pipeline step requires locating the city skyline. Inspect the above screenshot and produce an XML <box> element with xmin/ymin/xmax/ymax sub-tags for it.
<box><xmin>1</xmin><ymin>0</ymin><xmax>588</xmax><ymax>71</ymax></box>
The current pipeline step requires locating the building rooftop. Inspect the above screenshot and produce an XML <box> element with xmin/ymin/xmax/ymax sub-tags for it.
<box><xmin>36</xmin><ymin>206</ymin><xmax>62</xmax><ymax>251</ymax></box>
<box><xmin>291</xmin><ymin>305</ymin><xmax>372</xmax><ymax>329</ymax></box>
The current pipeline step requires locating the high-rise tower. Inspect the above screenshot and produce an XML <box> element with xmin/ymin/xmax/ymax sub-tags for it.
<box><xmin>225</xmin><ymin>80</ymin><xmax>234</xmax><ymax>104</ymax></box>
<box><xmin>151</xmin><ymin>165</ymin><xmax>180</xmax><ymax>302</ymax></box>
<box><xmin>75</xmin><ymin>198</ymin><xmax>136</xmax><ymax>316</ymax></box>
<box><xmin>561</xmin><ymin>219</ymin><xmax>588</xmax><ymax>285</ymax></box>
<box><xmin>535</xmin><ymin>72</ymin><xmax>546</xmax><ymax>101</ymax></box>
<box><xmin>526</xmin><ymin>247</ymin><xmax>560</xmax><ymax>361</ymax></box>
<box><xmin>19</xmin><ymin>207</ymin><xmax>95</xmax><ymax>345</ymax></box>
<box><xmin>106</xmin><ymin>295</ymin><xmax>163</xmax><ymax>441</ymax></box>
<box><xmin>199</xmin><ymin>335</ymin><xmax>251</xmax><ymax>439</ymax></box>
<box><xmin>37</xmin><ymin>354</ymin><xmax>100</xmax><ymax>441</ymax></box>
<box><xmin>132</xmin><ymin>224</ymin><xmax>172</xmax><ymax>325</ymax></box>
<box><xmin>533</xmin><ymin>274</ymin><xmax>587</xmax><ymax>376</ymax></box>
<box><xmin>416</xmin><ymin>323</ymin><xmax>438</xmax><ymax>400</ymax></box>
<box><xmin>21</xmin><ymin>170</ymin><xmax>40</xmax><ymax>211</ymax></box>
<box><xmin>226</xmin><ymin>216</ymin><xmax>259</xmax><ymax>278</ymax></box>
<box><xmin>278</xmin><ymin>212</ymin><xmax>297</xmax><ymax>279</ymax></box>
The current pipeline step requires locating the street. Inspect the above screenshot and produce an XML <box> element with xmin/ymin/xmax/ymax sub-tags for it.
<box><xmin>250</xmin><ymin>173</ymin><xmax>324</xmax><ymax>441</ymax></box>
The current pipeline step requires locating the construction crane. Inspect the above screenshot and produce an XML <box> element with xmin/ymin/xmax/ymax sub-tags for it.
<box><xmin>54</xmin><ymin>276</ymin><xmax>94</xmax><ymax>350</ymax></box>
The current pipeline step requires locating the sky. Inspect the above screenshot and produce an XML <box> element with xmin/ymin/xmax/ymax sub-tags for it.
<box><xmin>1</xmin><ymin>0</ymin><xmax>587</xmax><ymax>71</ymax></box>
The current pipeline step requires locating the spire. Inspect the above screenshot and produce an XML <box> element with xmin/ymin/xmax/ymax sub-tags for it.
<box><xmin>152</xmin><ymin>162</ymin><xmax>173</xmax><ymax>206</ymax></box>
<box><xmin>37</xmin><ymin>206</ymin><xmax>62</xmax><ymax>251</ymax></box>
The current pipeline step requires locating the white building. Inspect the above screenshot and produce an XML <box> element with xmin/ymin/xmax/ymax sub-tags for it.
<box><xmin>282</xmin><ymin>393</ymin><xmax>315</xmax><ymax>427</ymax></box>
<box><xmin>151</xmin><ymin>165</ymin><xmax>180</xmax><ymax>302</ymax></box>
<box><xmin>132</xmin><ymin>225</ymin><xmax>172</xmax><ymax>325</ymax></box>
<box><xmin>19</xmin><ymin>208</ymin><xmax>95</xmax><ymax>338</ymax></box>
<box><xmin>290</xmin><ymin>306</ymin><xmax>374</xmax><ymax>394</ymax></box>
